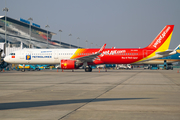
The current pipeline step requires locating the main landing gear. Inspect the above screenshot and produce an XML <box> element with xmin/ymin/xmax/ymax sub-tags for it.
<box><xmin>85</xmin><ymin>66</ymin><xmax>92</xmax><ymax>72</ymax></box>
<box><xmin>21</xmin><ymin>68</ymin><xmax>25</xmax><ymax>72</ymax></box>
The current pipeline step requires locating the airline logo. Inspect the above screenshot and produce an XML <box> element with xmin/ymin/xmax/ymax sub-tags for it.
<box><xmin>26</xmin><ymin>55</ymin><xmax>31</xmax><ymax>60</ymax></box>
<box><xmin>61</xmin><ymin>62</ymin><xmax>67</xmax><ymax>69</ymax></box>
<box><xmin>176</xmin><ymin>46</ymin><xmax>180</xmax><ymax>53</ymax></box>
<box><xmin>64</xmin><ymin>63</ymin><xmax>67</xmax><ymax>67</ymax></box>
<box><xmin>11</xmin><ymin>56</ymin><xmax>15</xmax><ymax>58</ymax></box>
<box><xmin>32</xmin><ymin>56</ymin><xmax>52</xmax><ymax>58</ymax></box>
<box><xmin>153</xmin><ymin>26</ymin><xmax>171</xmax><ymax>48</ymax></box>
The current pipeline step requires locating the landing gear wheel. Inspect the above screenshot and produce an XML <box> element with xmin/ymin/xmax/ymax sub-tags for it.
<box><xmin>89</xmin><ymin>67</ymin><xmax>92</xmax><ymax>72</ymax></box>
<box><xmin>85</xmin><ymin>67</ymin><xmax>92</xmax><ymax>72</ymax></box>
<box><xmin>21</xmin><ymin>68</ymin><xmax>25</xmax><ymax>72</ymax></box>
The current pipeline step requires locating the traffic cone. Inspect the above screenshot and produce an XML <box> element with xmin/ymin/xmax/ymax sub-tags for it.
<box><xmin>177</xmin><ymin>70</ymin><xmax>179</xmax><ymax>73</ymax></box>
<box><xmin>3</xmin><ymin>69</ymin><xmax>5</xmax><ymax>72</ymax></box>
<box><xmin>62</xmin><ymin>69</ymin><xmax>64</xmax><ymax>72</ymax></box>
<box><xmin>57</xmin><ymin>68</ymin><xmax>58</xmax><ymax>72</ymax></box>
<box><xmin>99</xmin><ymin>68</ymin><xmax>100</xmax><ymax>73</ymax></box>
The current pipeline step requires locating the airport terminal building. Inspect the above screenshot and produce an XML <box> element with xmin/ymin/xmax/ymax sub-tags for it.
<box><xmin>0</xmin><ymin>16</ymin><xmax>79</xmax><ymax>56</ymax></box>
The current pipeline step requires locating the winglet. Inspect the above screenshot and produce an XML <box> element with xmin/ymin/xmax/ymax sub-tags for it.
<box><xmin>98</xmin><ymin>44</ymin><xmax>106</xmax><ymax>53</ymax></box>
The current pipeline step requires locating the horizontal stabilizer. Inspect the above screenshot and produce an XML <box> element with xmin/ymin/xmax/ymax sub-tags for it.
<box><xmin>156</xmin><ymin>50</ymin><xmax>173</xmax><ymax>56</ymax></box>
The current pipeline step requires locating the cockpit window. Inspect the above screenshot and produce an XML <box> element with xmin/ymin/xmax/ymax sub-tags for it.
<box><xmin>9</xmin><ymin>53</ymin><xmax>15</xmax><ymax>55</ymax></box>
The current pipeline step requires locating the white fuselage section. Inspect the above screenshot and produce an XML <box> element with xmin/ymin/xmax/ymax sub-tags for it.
<box><xmin>4</xmin><ymin>49</ymin><xmax>78</xmax><ymax>64</ymax></box>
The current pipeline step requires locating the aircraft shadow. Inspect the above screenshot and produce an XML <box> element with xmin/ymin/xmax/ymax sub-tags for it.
<box><xmin>0</xmin><ymin>98</ymin><xmax>151</xmax><ymax>110</ymax></box>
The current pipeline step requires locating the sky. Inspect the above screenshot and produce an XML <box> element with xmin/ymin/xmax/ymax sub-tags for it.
<box><xmin>0</xmin><ymin>0</ymin><xmax>180</xmax><ymax>49</ymax></box>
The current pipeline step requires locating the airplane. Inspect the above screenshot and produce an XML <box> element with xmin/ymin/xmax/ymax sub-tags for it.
<box><xmin>4</xmin><ymin>25</ymin><xmax>176</xmax><ymax>72</ymax></box>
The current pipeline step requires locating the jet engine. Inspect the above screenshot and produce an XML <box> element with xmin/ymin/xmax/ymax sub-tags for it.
<box><xmin>61</xmin><ymin>59</ymin><xmax>82</xmax><ymax>69</ymax></box>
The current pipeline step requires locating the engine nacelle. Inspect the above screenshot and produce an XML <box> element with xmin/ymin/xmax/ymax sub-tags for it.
<box><xmin>61</xmin><ymin>59</ymin><xmax>78</xmax><ymax>69</ymax></box>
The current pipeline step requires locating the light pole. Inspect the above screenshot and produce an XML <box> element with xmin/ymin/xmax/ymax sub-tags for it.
<box><xmin>85</xmin><ymin>40</ymin><xmax>88</xmax><ymax>48</ymax></box>
<box><xmin>45</xmin><ymin>25</ymin><xmax>50</xmax><ymax>48</ymax></box>
<box><xmin>69</xmin><ymin>33</ymin><xmax>72</xmax><ymax>48</ymax></box>
<box><xmin>91</xmin><ymin>43</ymin><xmax>93</xmax><ymax>48</ymax></box>
<box><xmin>59</xmin><ymin>30</ymin><xmax>62</xmax><ymax>47</ymax></box>
<box><xmin>3</xmin><ymin>7</ymin><xmax>8</xmax><ymax>50</ymax></box>
<box><xmin>77</xmin><ymin>37</ymin><xmax>80</xmax><ymax>48</ymax></box>
<box><xmin>28</xmin><ymin>17</ymin><xmax>33</xmax><ymax>48</ymax></box>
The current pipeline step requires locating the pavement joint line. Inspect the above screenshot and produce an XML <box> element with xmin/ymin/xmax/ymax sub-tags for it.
<box><xmin>160</xmin><ymin>72</ymin><xmax>180</xmax><ymax>86</ymax></box>
<box><xmin>0</xmin><ymin>84</ymin><xmax>58</xmax><ymax>98</ymax></box>
<box><xmin>0</xmin><ymin>72</ymin><xmax>114</xmax><ymax>100</ymax></box>
<box><xmin>58</xmin><ymin>71</ymin><xmax>141</xmax><ymax>120</ymax></box>
<box><xmin>62</xmin><ymin>74</ymin><xmax>105</xmax><ymax>84</ymax></box>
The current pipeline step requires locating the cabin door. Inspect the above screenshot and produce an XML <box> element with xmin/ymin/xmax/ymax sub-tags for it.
<box><xmin>143</xmin><ymin>50</ymin><xmax>153</xmax><ymax>58</ymax></box>
<box><xmin>20</xmin><ymin>51</ymin><xmax>25</xmax><ymax>59</ymax></box>
<box><xmin>54</xmin><ymin>51</ymin><xmax>58</xmax><ymax>59</ymax></box>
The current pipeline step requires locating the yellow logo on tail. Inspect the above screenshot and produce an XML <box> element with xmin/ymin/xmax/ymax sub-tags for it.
<box><xmin>176</xmin><ymin>46</ymin><xmax>180</xmax><ymax>53</ymax></box>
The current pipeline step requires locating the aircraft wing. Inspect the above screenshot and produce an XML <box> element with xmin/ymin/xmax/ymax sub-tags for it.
<box><xmin>75</xmin><ymin>44</ymin><xmax>106</xmax><ymax>63</ymax></box>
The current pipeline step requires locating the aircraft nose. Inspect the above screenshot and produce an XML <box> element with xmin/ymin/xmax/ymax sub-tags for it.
<box><xmin>4</xmin><ymin>56</ymin><xmax>9</xmax><ymax>62</ymax></box>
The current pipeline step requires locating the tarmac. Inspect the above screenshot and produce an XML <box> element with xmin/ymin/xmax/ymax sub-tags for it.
<box><xmin>0</xmin><ymin>68</ymin><xmax>180</xmax><ymax>120</ymax></box>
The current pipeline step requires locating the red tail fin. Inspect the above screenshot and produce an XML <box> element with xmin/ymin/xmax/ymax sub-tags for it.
<box><xmin>146</xmin><ymin>25</ymin><xmax>174</xmax><ymax>51</ymax></box>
